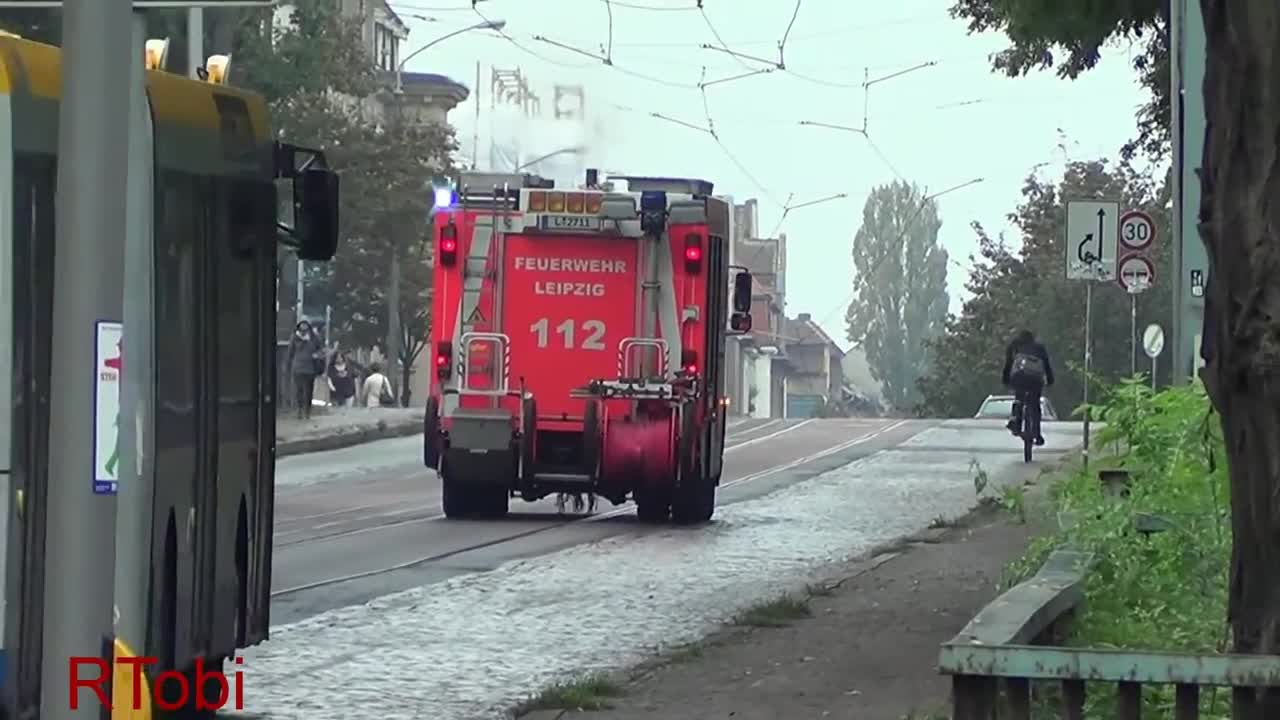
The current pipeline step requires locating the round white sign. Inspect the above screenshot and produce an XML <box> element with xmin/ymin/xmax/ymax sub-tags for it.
<box><xmin>1142</xmin><ymin>324</ymin><xmax>1165</xmax><ymax>358</ymax></box>
<box><xmin>1119</xmin><ymin>210</ymin><xmax>1156</xmax><ymax>251</ymax></box>
<box><xmin>1119</xmin><ymin>254</ymin><xmax>1155</xmax><ymax>292</ymax></box>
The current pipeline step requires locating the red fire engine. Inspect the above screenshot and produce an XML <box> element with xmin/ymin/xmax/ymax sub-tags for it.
<box><xmin>424</xmin><ymin>170</ymin><xmax>754</xmax><ymax>524</ymax></box>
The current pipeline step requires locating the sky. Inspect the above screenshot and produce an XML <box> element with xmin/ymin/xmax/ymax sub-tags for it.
<box><xmin>392</xmin><ymin>0</ymin><xmax>1150</xmax><ymax>349</ymax></box>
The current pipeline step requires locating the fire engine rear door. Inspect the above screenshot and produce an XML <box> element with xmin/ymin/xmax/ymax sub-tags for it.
<box><xmin>502</xmin><ymin>233</ymin><xmax>640</xmax><ymax>422</ymax></box>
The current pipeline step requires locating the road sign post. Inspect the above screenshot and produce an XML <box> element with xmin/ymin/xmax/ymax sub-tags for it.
<box><xmin>1066</xmin><ymin>200</ymin><xmax>1120</xmax><ymax>282</ymax></box>
<box><xmin>1065</xmin><ymin>199</ymin><xmax>1119</xmax><ymax>470</ymax></box>
<box><xmin>1116</xmin><ymin>209</ymin><xmax>1158</xmax><ymax>379</ymax></box>
<box><xmin>1143</xmin><ymin>323</ymin><xmax>1166</xmax><ymax>390</ymax></box>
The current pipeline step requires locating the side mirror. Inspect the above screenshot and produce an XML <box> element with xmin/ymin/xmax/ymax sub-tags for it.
<box><xmin>294</xmin><ymin>167</ymin><xmax>339</xmax><ymax>261</ymax></box>
<box><xmin>729</xmin><ymin>312</ymin><xmax>752</xmax><ymax>334</ymax></box>
<box><xmin>732</xmin><ymin>269</ymin><xmax>753</xmax><ymax>313</ymax></box>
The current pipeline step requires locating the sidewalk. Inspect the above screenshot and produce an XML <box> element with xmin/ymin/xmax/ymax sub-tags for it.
<box><xmin>276</xmin><ymin>406</ymin><xmax>422</xmax><ymax>458</ymax></box>
<box><xmin>524</xmin><ymin>500</ymin><xmax>1045</xmax><ymax>720</ymax></box>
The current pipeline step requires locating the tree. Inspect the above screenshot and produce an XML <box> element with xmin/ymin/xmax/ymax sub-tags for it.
<box><xmin>949</xmin><ymin>0</ymin><xmax>1168</xmax><ymax>159</ymax></box>
<box><xmin>229</xmin><ymin>0</ymin><xmax>455</xmax><ymax>406</ymax></box>
<box><xmin>1199</xmin><ymin>1</ymin><xmax>1280</xmax><ymax>704</ymax></box>
<box><xmin>845</xmin><ymin>181</ymin><xmax>950</xmax><ymax>411</ymax></box>
<box><xmin>915</xmin><ymin>158</ymin><xmax>1171</xmax><ymax>418</ymax></box>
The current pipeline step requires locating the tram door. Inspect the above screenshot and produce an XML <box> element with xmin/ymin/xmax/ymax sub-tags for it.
<box><xmin>3</xmin><ymin>151</ymin><xmax>57</xmax><ymax>717</ymax></box>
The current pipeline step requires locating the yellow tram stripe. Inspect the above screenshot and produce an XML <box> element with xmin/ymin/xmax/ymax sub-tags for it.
<box><xmin>0</xmin><ymin>35</ymin><xmax>271</xmax><ymax>142</ymax></box>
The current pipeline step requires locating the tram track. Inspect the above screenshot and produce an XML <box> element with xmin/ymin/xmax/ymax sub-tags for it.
<box><xmin>269</xmin><ymin>419</ymin><xmax>915</xmax><ymax>599</ymax></box>
<box><xmin>271</xmin><ymin>418</ymin><xmax>812</xmax><ymax>549</ymax></box>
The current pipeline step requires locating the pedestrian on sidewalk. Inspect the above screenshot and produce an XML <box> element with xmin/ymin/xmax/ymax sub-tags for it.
<box><xmin>327</xmin><ymin>352</ymin><xmax>358</xmax><ymax>408</ymax></box>
<box><xmin>360</xmin><ymin>362</ymin><xmax>396</xmax><ymax>408</ymax></box>
<box><xmin>287</xmin><ymin>320</ymin><xmax>325</xmax><ymax>420</ymax></box>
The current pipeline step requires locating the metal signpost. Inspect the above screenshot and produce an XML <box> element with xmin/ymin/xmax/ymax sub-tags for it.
<box><xmin>1065</xmin><ymin>199</ymin><xmax>1119</xmax><ymax>469</ymax></box>
<box><xmin>1117</xmin><ymin>209</ymin><xmax>1158</xmax><ymax>379</ymax></box>
<box><xmin>1143</xmin><ymin>323</ymin><xmax>1166</xmax><ymax>390</ymax></box>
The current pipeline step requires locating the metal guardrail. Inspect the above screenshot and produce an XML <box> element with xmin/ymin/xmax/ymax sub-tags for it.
<box><xmin>938</xmin><ymin>472</ymin><xmax>1280</xmax><ymax>719</ymax></box>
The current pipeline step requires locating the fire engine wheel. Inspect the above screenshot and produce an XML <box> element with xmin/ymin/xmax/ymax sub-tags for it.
<box><xmin>634</xmin><ymin>488</ymin><xmax>671</xmax><ymax>523</ymax></box>
<box><xmin>520</xmin><ymin>395</ymin><xmax>538</xmax><ymax>483</ymax></box>
<box><xmin>424</xmin><ymin>395</ymin><xmax>441</xmax><ymax>470</ymax></box>
<box><xmin>441</xmin><ymin>460</ymin><xmax>509</xmax><ymax>519</ymax></box>
<box><xmin>672</xmin><ymin>409</ymin><xmax>715</xmax><ymax>525</ymax></box>
<box><xmin>582</xmin><ymin>397</ymin><xmax>602</xmax><ymax>477</ymax></box>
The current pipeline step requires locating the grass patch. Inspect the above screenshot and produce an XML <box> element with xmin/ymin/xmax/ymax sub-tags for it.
<box><xmin>805</xmin><ymin>581</ymin><xmax>837</xmax><ymax>597</ymax></box>
<box><xmin>733</xmin><ymin>592</ymin><xmax>812</xmax><ymax>627</ymax></box>
<box><xmin>927</xmin><ymin>514</ymin><xmax>955</xmax><ymax>529</ymax></box>
<box><xmin>518</xmin><ymin>673</ymin><xmax>624</xmax><ymax>714</ymax></box>
<box><xmin>665</xmin><ymin>641</ymin><xmax>705</xmax><ymax>663</ymax></box>
<box><xmin>1000</xmin><ymin>378</ymin><xmax>1230</xmax><ymax>719</ymax></box>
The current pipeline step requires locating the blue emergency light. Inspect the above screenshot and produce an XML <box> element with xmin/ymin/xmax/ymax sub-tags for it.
<box><xmin>639</xmin><ymin>190</ymin><xmax>667</xmax><ymax>235</ymax></box>
<box><xmin>434</xmin><ymin>187</ymin><xmax>455</xmax><ymax>209</ymax></box>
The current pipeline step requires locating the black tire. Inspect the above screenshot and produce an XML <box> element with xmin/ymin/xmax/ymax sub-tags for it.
<box><xmin>520</xmin><ymin>395</ymin><xmax>538</xmax><ymax>483</ymax></box>
<box><xmin>582</xmin><ymin>397</ymin><xmax>602</xmax><ymax>478</ymax></box>
<box><xmin>479</xmin><ymin>486</ymin><xmax>510</xmax><ymax>518</ymax></box>
<box><xmin>635</xmin><ymin>488</ymin><xmax>671</xmax><ymax>523</ymax></box>
<box><xmin>440</xmin><ymin>459</ymin><xmax>474</xmax><ymax>518</ymax></box>
<box><xmin>1022</xmin><ymin>403</ymin><xmax>1034</xmax><ymax>463</ymax></box>
<box><xmin>672</xmin><ymin>408</ymin><xmax>715</xmax><ymax>524</ymax></box>
<box><xmin>441</xmin><ymin>477</ymin><xmax>472</xmax><ymax>518</ymax></box>
<box><xmin>424</xmin><ymin>395</ymin><xmax>440</xmax><ymax>469</ymax></box>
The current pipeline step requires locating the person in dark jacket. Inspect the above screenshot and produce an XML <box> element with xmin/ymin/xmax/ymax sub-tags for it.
<box><xmin>1001</xmin><ymin>329</ymin><xmax>1054</xmax><ymax>446</ymax></box>
<box><xmin>327</xmin><ymin>352</ymin><xmax>358</xmax><ymax>407</ymax></box>
<box><xmin>286</xmin><ymin>320</ymin><xmax>324</xmax><ymax>419</ymax></box>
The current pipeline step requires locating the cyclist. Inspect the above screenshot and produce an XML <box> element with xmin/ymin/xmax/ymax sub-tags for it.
<box><xmin>1002</xmin><ymin>329</ymin><xmax>1054</xmax><ymax>446</ymax></box>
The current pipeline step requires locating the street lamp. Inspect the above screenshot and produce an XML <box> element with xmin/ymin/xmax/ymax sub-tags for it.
<box><xmin>395</xmin><ymin>19</ymin><xmax>507</xmax><ymax>94</ymax></box>
<box><xmin>514</xmin><ymin>145</ymin><xmax>586</xmax><ymax>172</ymax></box>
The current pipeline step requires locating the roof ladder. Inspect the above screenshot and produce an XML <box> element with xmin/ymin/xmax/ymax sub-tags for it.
<box><xmin>460</xmin><ymin>215</ymin><xmax>496</xmax><ymax>334</ymax></box>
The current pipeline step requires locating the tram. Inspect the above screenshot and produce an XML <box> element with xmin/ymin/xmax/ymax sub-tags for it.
<box><xmin>0</xmin><ymin>34</ymin><xmax>340</xmax><ymax>718</ymax></box>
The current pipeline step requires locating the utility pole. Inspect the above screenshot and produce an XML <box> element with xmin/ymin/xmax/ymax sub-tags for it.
<box><xmin>41</xmin><ymin>2</ymin><xmax>133</xmax><ymax>719</ymax></box>
<box><xmin>187</xmin><ymin>7</ymin><xmax>203</xmax><ymax>79</ymax></box>
<box><xmin>115</xmin><ymin>8</ymin><xmax>153</xmax><ymax>671</ymax></box>
<box><xmin>1170</xmin><ymin>0</ymin><xmax>1209</xmax><ymax>382</ymax></box>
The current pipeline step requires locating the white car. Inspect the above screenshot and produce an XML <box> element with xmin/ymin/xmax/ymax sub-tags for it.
<box><xmin>974</xmin><ymin>394</ymin><xmax>1058</xmax><ymax>421</ymax></box>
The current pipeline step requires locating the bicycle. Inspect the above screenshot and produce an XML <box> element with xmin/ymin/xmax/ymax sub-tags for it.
<box><xmin>1013</xmin><ymin>391</ymin><xmax>1042</xmax><ymax>463</ymax></box>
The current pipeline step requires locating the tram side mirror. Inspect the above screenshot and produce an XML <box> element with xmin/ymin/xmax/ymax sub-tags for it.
<box><xmin>294</xmin><ymin>167</ymin><xmax>340</xmax><ymax>261</ymax></box>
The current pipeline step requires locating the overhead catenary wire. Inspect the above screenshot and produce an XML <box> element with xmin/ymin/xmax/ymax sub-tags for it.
<box><xmin>417</xmin><ymin>3</ymin><xmax>978</xmax><ymax>288</ymax></box>
<box><xmin>602</xmin><ymin>0</ymin><xmax>614</xmax><ymax>62</ymax></box>
<box><xmin>699</xmin><ymin>2</ymin><xmax>760</xmax><ymax>72</ymax></box>
<box><xmin>471</xmin><ymin>7</ymin><xmax>598</xmax><ymax>69</ymax></box>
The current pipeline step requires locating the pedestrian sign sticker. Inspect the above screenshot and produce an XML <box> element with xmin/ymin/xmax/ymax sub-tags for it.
<box><xmin>94</xmin><ymin>321</ymin><xmax>122</xmax><ymax>495</ymax></box>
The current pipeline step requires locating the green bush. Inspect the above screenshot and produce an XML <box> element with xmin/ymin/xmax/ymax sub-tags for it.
<box><xmin>1002</xmin><ymin>378</ymin><xmax>1231</xmax><ymax>718</ymax></box>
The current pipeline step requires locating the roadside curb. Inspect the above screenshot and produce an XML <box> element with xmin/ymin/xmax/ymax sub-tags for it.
<box><xmin>275</xmin><ymin>417</ymin><xmax>421</xmax><ymax>458</ymax></box>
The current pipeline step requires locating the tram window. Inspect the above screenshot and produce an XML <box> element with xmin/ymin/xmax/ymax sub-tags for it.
<box><xmin>212</xmin><ymin>177</ymin><xmax>258</xmax><ymax>406</ymax></box>
<box><xmin>155</xmin><ymin>172</ymin><xmax>204</xmax><ymax>418</ymax></box>
<box><xmin>7</xmin><ymin>154</ymin><xmax>56</xmax><ymax>471</ymax></box>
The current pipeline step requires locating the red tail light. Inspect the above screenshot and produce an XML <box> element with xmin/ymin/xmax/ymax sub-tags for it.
<box><xmin>439</xmin><ymin>224</ymin><xmax>458</xmax><ymax>268</ymax></box>
<box><xmin>681</xmin><ymin>349</ymin><xmax>698</xmax><ymax>375</ymax></box>
<box><xmin>683</xmin><ymin>233</ymin><xmax>703</xmax><ymax>273</ymax></box>
<box><xmin>435</xmin><ymin>341</ymin><xmax>453</xmax><ymax>379</ymax></box>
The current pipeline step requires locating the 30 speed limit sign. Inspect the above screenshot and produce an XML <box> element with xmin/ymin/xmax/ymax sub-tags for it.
<box><xmin>1119</xmin><ymin>209</ymin><xmax>1156</xmax><ymax>251</ymax></box>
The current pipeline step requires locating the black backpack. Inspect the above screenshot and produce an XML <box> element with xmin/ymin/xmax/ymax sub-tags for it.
<box><xmin>1012</xmin><ymin>351</ymin><xmax>1045</xmax><ymax>381</ymax></box>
